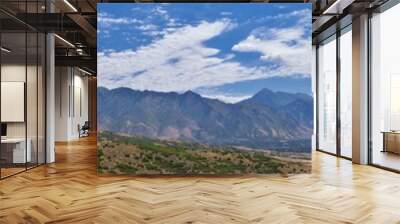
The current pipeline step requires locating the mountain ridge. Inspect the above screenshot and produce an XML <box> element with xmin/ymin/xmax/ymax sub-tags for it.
<box><xmin>98</xmin><ymin>86</ymin><xmax>313</xmax><ymax>152</ymax></box>
<box><xmin>98</xmin><ymin>86</ymin><xmax>312</xmax><ymax>105</ymax></box>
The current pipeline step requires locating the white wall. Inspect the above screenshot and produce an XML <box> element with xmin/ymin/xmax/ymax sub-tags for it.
<box><xmin>55</xmin><ymin>67</ymin><xmax>89</xmax><ymax>141</ymax></box>
<box><xmin>72</xmin><ymin>73</ymin><xmax>89</xmax><ymax>138</ymax></box>
<box><xmin>55</xmin><ymin>66</ymin><xmax>69</xmax><ymax>141</ymax></box>
<box><xmin>1</xmin><ymin>65</ymin><xmax>26</xmax><ymax>140</ymax></box>
<box><xmin>1</xmin><ymin>65</ymin><xmax>40</xmax><ymax>138</ymax></box>
<box><xmin>1</xmin><ymin>63</ymin><xmax>46</xmax><ymax>164</ymax></box>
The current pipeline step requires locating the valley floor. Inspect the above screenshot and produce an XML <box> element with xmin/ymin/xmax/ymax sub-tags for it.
<box><xmin>0</xmin><ymin>135</ymin><xmax>400</xmax><ymax>223</ymax></box>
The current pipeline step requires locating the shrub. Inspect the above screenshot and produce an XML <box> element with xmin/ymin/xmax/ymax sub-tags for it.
<box><xmin>116</xmin><ymin>164</ymin><xmax>138</xmax><ymax>173</ymax></box>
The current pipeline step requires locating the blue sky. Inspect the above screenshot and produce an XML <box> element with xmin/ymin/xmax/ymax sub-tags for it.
<box><xmin>98</xmin><ymin>3</ymin><xmax>312</xmax><ymax>103</ymax></box>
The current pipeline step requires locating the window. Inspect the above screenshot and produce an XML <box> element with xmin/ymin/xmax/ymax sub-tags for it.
<box><xmin>370</xmin><ymin>3</ymin><xmax>400</xmax><ymax>171</ymax></box>
<box><xmin>317</xmin><ymin>36</ymin><xmax>337</xmax><ymax>154</ymax></box>
<box><xmin>0</xmin><ymin>2</ymin><xmax>46</xmax><ymax>179</ymax></box>
<box><xmin>339</xmin><ymin>27</ymin><xmax>352</xmax><ymax>158</ymax></box>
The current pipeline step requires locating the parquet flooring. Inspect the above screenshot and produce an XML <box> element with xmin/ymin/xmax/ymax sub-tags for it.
<box><xmin>0</xmin><ymin>167</ymin><xmax>26</xmax><ymax>178</ymax></box>
<box><xmin>1</xmin><ymin>135</ymin><xmax>400</xmax><ymax>223</ymax></box>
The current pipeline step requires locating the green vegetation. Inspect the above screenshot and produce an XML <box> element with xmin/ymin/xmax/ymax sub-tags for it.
<box><xmin>116</xmin><ymin>164</ymin><xmax>138</xmax><ymax>173</ymax></box>
<box><xmin>98</xmin><ymin>131</ymin><xmax>311</xmax><ymax>175</ymax></box>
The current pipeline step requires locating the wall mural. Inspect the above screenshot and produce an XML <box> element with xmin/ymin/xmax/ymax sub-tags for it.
<box><xmin>97</xmin><ymin>3</ymin><xmax>313</xmax><ymax>175</ymax></box>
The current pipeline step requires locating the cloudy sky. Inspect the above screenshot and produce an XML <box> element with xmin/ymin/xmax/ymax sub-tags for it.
<box><xmin>98</xmin><ymin>3</ymin><xmax>312</xmax><ymax>103</ymax></box>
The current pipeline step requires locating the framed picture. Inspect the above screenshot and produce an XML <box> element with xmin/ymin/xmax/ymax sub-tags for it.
<box><xmin>97</xmin><ymin>3</ymin><xmax>312</xmax><ymax>175</ymax></box>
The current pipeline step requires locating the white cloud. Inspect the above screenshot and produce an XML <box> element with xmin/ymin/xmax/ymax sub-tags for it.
<box><xmin>166</xmin><ymin>18</ymin><xmax>182</xmax><ymax>27</ymax></box>
<box><xmin>152</xmin><ymin>6</ymin><xmax>168</xmax><ymax>18</ymax></box>
<box><xmin>99</xmin><ymin>19</ymin><xmax>260</xmax><ymax>93</ymax></box>
<box><xmin>98</xmin><ymin>12</ymin><xmax>162</xmax><ymax>37</ymax></box>
<box><xmin>258</xmin><ymin>8</ymin><xmax>311</xmax><ymax>21</ymax></box>
<box><xmin>152</xmin><ymin>6</ymin><xmax>184</xmax><ymax>30</ymax></box>
<box><xmin>232</xmin><ymin>24</ymin><xmax>311</xmax><ymax>76</ymax></box>
<box><xmin>136</xmin><ymin>24</ymin><xmax>158</xmax><ymax>31</ymax></box>
<box><xmin>202</xmin><ymin>94</ymin><xmax>251</xmax><ymax>104</ymax></box>
<box><xmin>98</xmin><ymin>12</ymin><xmax>142</xmax><ymax>26</ymax></box>
<box><xmin>98</xmin><ymin>17</ymin><xmax>311</xmax><ymax>100</ymax></box>
<box><xmin>151</xmin><ymin>5</ymin><xmax>174</xmax><ymax>24</ymax></box>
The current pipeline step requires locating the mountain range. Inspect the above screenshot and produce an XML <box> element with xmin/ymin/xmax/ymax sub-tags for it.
<box><xmin>98</xmin><ymin>87</ymin><xmax>313</xmax><ymax>152</ymax></box>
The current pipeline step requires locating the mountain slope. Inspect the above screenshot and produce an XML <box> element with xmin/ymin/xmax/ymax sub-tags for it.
<box><xmin>238</xmin><ymin>88</ymin><xmax>312</xmax><ymax>108</ymax></box>
<box><xmin>98</xmin><ymin>87</ymin><xmax>313</xmax><ymax>152</ymax></box>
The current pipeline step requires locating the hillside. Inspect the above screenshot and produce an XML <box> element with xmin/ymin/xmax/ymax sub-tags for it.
<box><xmin>98</xmin><ymin>131</ymin><xmax>311</xmax><ymax>175</ymax></box>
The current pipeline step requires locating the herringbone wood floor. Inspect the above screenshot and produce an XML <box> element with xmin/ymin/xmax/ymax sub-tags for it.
<box><xmin>1</xmin><ymin>135</ymin><xmax>400</xmax><ymax>224</ymax></box>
